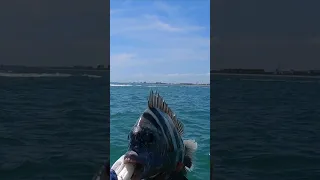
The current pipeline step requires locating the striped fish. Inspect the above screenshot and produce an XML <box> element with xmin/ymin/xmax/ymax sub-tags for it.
<box><xmin>122</xmin><ymin>91</ymin><xmax>198</xmax><ymax>180</ymax></box>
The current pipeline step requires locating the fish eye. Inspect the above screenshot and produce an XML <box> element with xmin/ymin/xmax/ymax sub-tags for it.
<box><xmin>143</xmin><ymin>132</ymin><xmax>154</xmax><ymax>143</ymax></box>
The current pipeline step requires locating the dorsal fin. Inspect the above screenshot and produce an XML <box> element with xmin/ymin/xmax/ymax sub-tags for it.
<box><xmin>148</xmin><ymin>90</ymin><xmax>184</xmax><ymax>135</ymax></box>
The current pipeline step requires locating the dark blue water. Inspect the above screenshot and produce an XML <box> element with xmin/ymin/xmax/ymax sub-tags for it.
<box><xmin>2</xmin><ymin>71</ymin><xmax>320</xmax><ymax>180</ymax></box>
<box><xmin>0</xmin><ymin>71</ymin><xmax>109</xmax><ymax>180</ymax></box>
<box><xmin>211</xmin><ymin>75</ymin><xmax>320</xmax><ymax>180</ymax></box>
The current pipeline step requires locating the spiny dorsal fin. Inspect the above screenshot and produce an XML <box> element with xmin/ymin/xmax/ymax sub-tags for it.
<box><xmin>148</xmin><ymin>90</ymin><xmax>184</xmax><ymax>135</ymax></box>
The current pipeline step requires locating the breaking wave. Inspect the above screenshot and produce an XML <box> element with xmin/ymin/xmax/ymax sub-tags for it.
<box><xmin>147</xmin><ymin>85</ymin><xmax>168</xmax><ymax>87</ymax></box>
<box><xmin>110</xmin><ymin>84</ymin><xmax>168</xmax><ymax>87</ymax></box>
<box><xmin>110</xmin><ymin>84</ymin><xmax>133</xmax><ymax>87</ymax></box>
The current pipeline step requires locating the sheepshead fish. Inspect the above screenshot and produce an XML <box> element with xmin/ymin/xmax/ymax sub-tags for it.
<box><xmin>115</xmin><ymin>91</ymin><xmax>198</xmax><ymax>180</ymax></box>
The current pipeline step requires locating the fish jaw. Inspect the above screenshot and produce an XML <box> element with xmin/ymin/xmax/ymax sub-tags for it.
<box><xmin>123</xmin><ymin>151</ymin><xmax>148</xmax><ymax>180</ymax></box>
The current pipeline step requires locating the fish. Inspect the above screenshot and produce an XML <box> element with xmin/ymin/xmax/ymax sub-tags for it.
<box><xmin>113</xmin><ymin>90</ymin><xmax>198</xmax><ymax>180</ymax></box>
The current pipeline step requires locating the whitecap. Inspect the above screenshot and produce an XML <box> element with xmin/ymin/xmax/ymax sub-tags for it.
<box><xmin>110</xmin><ymin>84</ymin><xmax>133</xmax><ymax>87</ymax></box>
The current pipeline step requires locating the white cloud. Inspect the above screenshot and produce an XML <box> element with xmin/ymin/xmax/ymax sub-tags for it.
<box><xmin>110</xmin><ymin>16</ymin><xmax>202</xmax><ymax>37</ymax></box>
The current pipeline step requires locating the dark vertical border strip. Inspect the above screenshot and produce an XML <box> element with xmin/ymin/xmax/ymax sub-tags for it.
<box><xmin>210</xmin><ymin>0</ymin><xmax>214</xmax><ymax>179</ymax></box>
<box><xmin>210</xmin><ymin>0</ymin><xmax>320</xmax><ymax>179</ymax></box>
<box><xmin>107</xmin><ymin>0</ymin><xmax>111</xmax><ymax>172</ymax></box>
<box><xmin>0</xmin><ymin>0</ymin><xmax>111</xmax><ymax>179</ymax></box>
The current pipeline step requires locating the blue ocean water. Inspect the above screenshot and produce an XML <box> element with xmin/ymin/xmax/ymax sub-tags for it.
<box><xmin>0</xmin><ymin>70</ymin><xmax>109</xmax><ymax>180</ymax></box>
<box><xmin>110</xmin><ymin>83</ymin><xmax>210</xmax><ymax>180</ymax></box>
<box><xmin>211</xmin><ymin>75</ymin><xmax>320</xmax><ymax>180</ymax></box>
<box><xmin>5</xmin><ymin>70</ymin><xmax>318</xmax><ymax>180</ymax></box>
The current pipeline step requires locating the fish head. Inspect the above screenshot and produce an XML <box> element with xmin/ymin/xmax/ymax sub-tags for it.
<box><xmin>124</xmin><ymin>111</ymin><xmax>176</xmax><ymax>180</ymax></box>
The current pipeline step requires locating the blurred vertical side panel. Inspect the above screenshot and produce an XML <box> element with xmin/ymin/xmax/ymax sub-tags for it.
<box><xmin>0</xmin><ymin>0</ymin><xmax>110</xmax><ymax>180</ymax></box>
<box><xmin>210</xmin><ymin>0</ymin><xmax>215</xmax><ymax>179</ymax></box>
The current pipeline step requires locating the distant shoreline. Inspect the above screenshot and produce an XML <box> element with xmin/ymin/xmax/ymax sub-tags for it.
<box><xmin>211</xmin><ymin>72</ymin><xmax>320</xmax><ymax>78</ymax></box>
<box><xmin>112</xmin><ymin>82</ymin><xmax>210</xmax><ymax>86</ymax></box>
<box><xmin>0</xmin><ymin>65</ymin><xmax>109</xmax><ymax>71</ymax></box>
<box><xmin>46</xmin><ymin>68</ymin><xmax>109</xmax><ymax>72</ymax></box>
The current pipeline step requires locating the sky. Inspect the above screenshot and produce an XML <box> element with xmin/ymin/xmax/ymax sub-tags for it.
<box><xmin>212</xmin><ymin>0</ymin><xmax>320</xmax><ymax>71</ymax></box>
<box><xmin>110</xmin><ymin>0</ymin><xmax>210</xmax><ymax>83</ymax></box>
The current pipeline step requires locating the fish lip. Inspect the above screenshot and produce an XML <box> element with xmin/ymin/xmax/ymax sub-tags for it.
<box><xmin>124</xmin><ymin>151</ymin><xmax>147</xmax><ymax>179</ymax></box>
<box><xmin>124</xmin><ymin>151</ymin><xmax>146</xmax><ymax>164</ymax></box>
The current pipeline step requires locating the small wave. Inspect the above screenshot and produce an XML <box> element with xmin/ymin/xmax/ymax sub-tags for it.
<box><xmin>82</xmin><ymin>74</ymin><xmax>101</xmax><ymax>78</ymax></box>
<box><xmin>147</xmin><ymin>85</ymin><xmax>168</xmax><ymax>88</ymax></box>
<box><xmin>0</xmin><ymin>72</ymin><xmax>71</xmax><ymax>78</ymax></box>
<box><xmin>110</xmin><ymin>84</ymin><xmax>133</xmax><ymax>87</ymax></box>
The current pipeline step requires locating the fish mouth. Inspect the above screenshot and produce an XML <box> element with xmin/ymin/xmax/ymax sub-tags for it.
<box><xmin>124</xmin><ymin>151</ymin><xmax>146</xmax><ymax>180</ymax></box>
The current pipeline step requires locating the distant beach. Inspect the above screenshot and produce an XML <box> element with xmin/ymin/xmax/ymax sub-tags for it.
<box><xmin>117</xmin><ymin>82</ymin><xmax>210</xmax><ymax>87</ymax></box>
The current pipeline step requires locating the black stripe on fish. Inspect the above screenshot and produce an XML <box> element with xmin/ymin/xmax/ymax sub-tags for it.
<box><xmin>144</xmin><ymin>108</ymin><xmax>170</xmax><ymax>145</ymax></box>
<box><xmin>161</xmin><ymin>111</ymin><xmax>183</xmax><ymax>153</ymax></box>
<box><xmin>141</xmin><ymin>112</ymin><xmax>161</xmax><ymax>130</ymax></box>
<box><xmin>149</xmin><ymin>107</ymin><xmax>176</xmax><ymax>152</ymax></box>
<box><xmin>173</xmin><ymin>125</ymin><xmax>183</xmax><ymax>161</ymax></box>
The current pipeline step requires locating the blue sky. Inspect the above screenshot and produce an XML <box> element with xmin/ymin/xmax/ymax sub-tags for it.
<box><xmin>110</xmin><ymin>0</ymin><xmax>210</xmax><ymax>83</ymax></box>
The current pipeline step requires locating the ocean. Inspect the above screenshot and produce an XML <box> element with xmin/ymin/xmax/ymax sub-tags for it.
<box><xmin>2</xmin><ymin>70</ymin><xmax>318</xmax><ymax>180</ymax></box>
<box><xmin>211</xmin><ymin>75</ymin><xmax>320</xmax><ymax>180</ymax></box>
<box><xmin>0</xmin><ymin>70</ymin><xmax>210</xmax><ymax>180</ymax></box>
<box><xmin>0</xmin><ymin>70</ymin><xmax>109</xmax><ymax>180</ymax></box>
<box><xmin>110</xmin><ymin>83</ymin><xmax>210</xmax><ymax>180</ymax></box>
